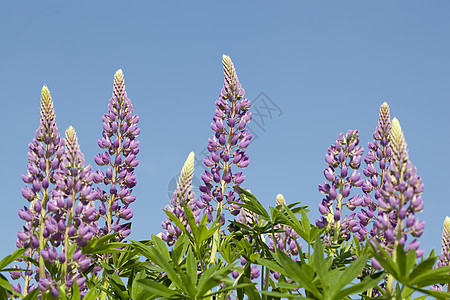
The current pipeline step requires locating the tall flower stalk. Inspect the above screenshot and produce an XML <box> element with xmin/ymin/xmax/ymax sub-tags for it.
<box><xmin>161</xmin><ymin>152</ymin><xmax>202</xmax><ymax>246</ymax></box>
<box><xmin>94</xmin><ymin>69</ymin><xmax>140</xmax><ymax>241</ymax></box>
<box><xmin>316</xmin><ymin>130</ymin><xmax>365</xmax><ymax>244</ymax></box>
<box><xmin>374</xmin><ymin>118</ymin><xmax>425</xmax><ymax>254</ymax></box>
<box><xmin>44</xmin><ymin>126</ymin><xmax>98</xmax><ymax>296</ymax></box>
<box><xmin>434</xmin><ymin>216</ymin><xmax>450</xmax><ymax>292</ymax></box>
<box><xmin>199</xmin><ymin>55</ymin><xmax>252</xmax><ymax>223</ymax></box>
<box><xmin>359</xmin><ymin>102</ymin><xmax>392</xmax><ymax>241</ymax></box>
<box><xmin>14</xmin><ymin>86</ymin><xmax>65</xmax><ymax>296</ymax></box>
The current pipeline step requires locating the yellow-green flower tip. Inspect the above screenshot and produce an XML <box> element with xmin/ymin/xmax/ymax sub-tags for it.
<box><xmin>115</xmin><ymin>69</ymin><xmax>124</xmax><ymax>82</ymax></box>
<box><xmin>41</xmin><ymin>85</ymin><xmax>51</xmax><ymax>100</ymax></box>
<box><xmin>444</xmin><ymin>216</ymin><xmax>450</xmax><ymax>237</ymax></box>
<box><xmin>222</xmin><ymin>54</ymin><xmax>231</xmax><ymax>65</ymax></box>
<box><xmin>390</xmin><ymin>117</ymin><xmax>407</xmax><ymax>158</ymax></box>
<box><xmin>65</xmin><ymin>126</ymin><xmax>76</xmax><ymax>139</ymax></box>
<box><xmin>183</xmin><ymin>152</ymin><xmax>195</xmax><ymax>176</ymax></box>
<box><xmin>276</xmin><ymin>194</ymin><xmax>286</xmax><ymax>206</ymax></box>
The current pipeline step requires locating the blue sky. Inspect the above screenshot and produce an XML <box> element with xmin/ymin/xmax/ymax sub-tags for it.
<box><xmin>1</xmin><ymin>1</ymin><xmax>450</xmax><ymax>262</ymax></box>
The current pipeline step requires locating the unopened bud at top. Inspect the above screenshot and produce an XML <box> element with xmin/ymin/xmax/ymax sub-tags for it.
<box><xmin>276</xmin><ymin>194</ymin><xmax>286</xmax><ymax>206</ymax></box>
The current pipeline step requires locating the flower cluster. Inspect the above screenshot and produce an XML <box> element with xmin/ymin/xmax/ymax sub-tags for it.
<box><xmin>41</xmin><ymin>126</ymin><xmax>99</xmax><ymax>296</ymax></box>
<box><xmin>358</xmin><ymin>102</ymin><xmax>392</xmax><ymax>240</ymax></box>
<box><xmin>316</xmin><ymin>130</ymin><xmax>365</xmax><ymax>243</ymax></box>
<box><xmin>14</xmin><ymin>86</ymin><xmax>65</xmax><ymax>295</ymax></box>
<box><xmin>94</xmin><ymin>69</ymin><xmax>140</xmax><ymax>241</ymax></box>
<box><xmin>374</xmin><ymin>118</ymin><xmax>425</xmax><ymax>260</ymax></box>
<box><xmin>437</xmin><ymin>216</ymin><xmax>450</xmax><ymax>268</ymax></box>
<box><xmin>161</xmin><ymin>152</ymin><xmax>203</xmax><ymax>245</ymax></box>
<box><xmin>267</xmin><ymin>194</ymin><xmax>301</xmax><ymax>281</ymax></box>
<box><xmin>199</xmin><ymin>55</ymin><xmax>252</xmax><ymax>223</ymax></box>
<box><xmin>12</xmin><ymin>87</ymin><xmax>99</xmax><ymax>297</ymax></box>
<box><xmin>269</xmin><ymin>194</ymin><xmax>301</xmax><ymax>257</ymax></box>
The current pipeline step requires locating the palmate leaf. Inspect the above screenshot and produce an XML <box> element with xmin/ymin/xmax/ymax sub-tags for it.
<box><xmin>101</xmin><ymin>262</ymin><xmax>130</xmax><ymax>299</ymax></box>
<box><xmin>256</xmin><ymin>251</ymin><xmax>322</xmax><ymax>299</ymax></box>
<box><xmin>131</xmin><ymin>271</ymin><xmax>157</xmax><ymax>300</ymax></box>
<box><xmin>370</xmin><ymin>241</ymin><xmax>450</xmax><ymax>298</ymax></box>
<box><xmin>236</xmin><ymin>187</ymin><xmax>270</xmax><ymax>220</ymax></box>
<box><xmin>138</xmin><ymin>278</ymin><xmax>179</xmax><ymax>299</ymax></box>
<box><xmin>0</xmin><ymin>248</ymin><xmax>26</xmax><ymax>271</ymax></box>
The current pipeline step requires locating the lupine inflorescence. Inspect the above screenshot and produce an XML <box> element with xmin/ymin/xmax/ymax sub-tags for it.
<box><xmin>200</xmin><ymin>55</ymin><xmax>252</xmax><ymax>223</ymax></box>
<box><xmin>13</xmin><ymin>87</ymin><xmax>98</xmax><ymax>297</ymax></box>
<box><xmin>9</xmin><ymin>57</ymin><xmax>449</xmax><ymax>300</ymax></box>
<box><xmin>94</xmin><ymin>69</ymin><xmax>140</xmax><ymax>241</ymax></box>
<box><xmin>161</xmin><ymin>152</ymin><xmax>203</xmax><ymax>245</ymax></box>
<box><xmin>373</xmin><ymin>118</ymin><xmax>425</xmax><ymax>259</ymax></box>
<box><xmin>316</xmin><ymin>129</ymin><xmax>365</xmax><ymax>244</ymax></box>
<box><xmin>15</xmin><ymin>85</ymin><xmax>65</xmax><ymax>296</ymax></box>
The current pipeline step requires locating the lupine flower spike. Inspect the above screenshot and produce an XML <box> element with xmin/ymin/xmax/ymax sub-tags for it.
<box><xmin>200</xmin><ymin>55</ymin><xmax>252</xmax><ymax>223</ymax></box>
<box><xmin>94</xmin><ymin>69</ymin><xmax>140</xmax><ymax>241</ymax></box>
<box><xmin>374</xmin><ymin>118</ymin><xmax>425</xmax><ymax>261</ymax></box>
<box><xmin>438</xmin><ymin>216</ymin><xmax>450</xmax><ymax>268</ymax></box>
<box><xmin>161</xmin><ymin>152</ymin><xmax>202</xmax><ymax>245</ymax></box>
<box><xmin>359</xmin><ymin>102</ymin><xmax>392</xmax><ymax>241</ymax></box>
<box><xmin>432</xmin><ymin>216</ymin><xmax>450</xmax><ymax>291</ymax></box>
<box><xmin>267</xmin><ymin>194</ymin><xmax>301</xmax><ymax>282</ymax></box>
<box><xmin>45</xmin><ymin>126</ymin><xmax>99</xmax><ymax>296</ymax></box>
<box><xmin>13</xmin><ymin>86</ymin><xmax>65</xmax><ymax>296</ymax></box>
<box><xmin>316</xmin><ymin>130</ymin><xmax>365</xmax><ymax>244</ymax></box>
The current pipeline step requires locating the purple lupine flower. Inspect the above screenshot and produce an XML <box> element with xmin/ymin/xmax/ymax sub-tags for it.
<box><xmin>269</xmin><ymin>194</ymin><xmax>301</xmax><ymax>257</ymax></box>
<box><xmin>355</xmin><ymin>102</ymin><xmax>392</xmax><ymax>241</ymax></box>
<box><xmin>437</xmin><ymin>216</ymin><xmax>450</xmax><ymax>268</ymax></box>
<box><xmin>43</xmin><ymin>126</ymin><xmax>98</xmax><ymax>292</ymax></box>
<box><xmin>161</xmin><ymin>152</ymin><xmax>202</xmax><ymax>245</ymax></box>
<box><xmin>266</xmin><ymin>194</ymin><xmax>302</xmax><ymax>283</ymax></box>
<box><xmin>13</xmin><ymin>85</ymin><xmax>65</xmax><ymax>295</ymax></box>
<box><xmin>374</xmin><ymin>118</ymin><xmax>425</xmax><ymax>257</ymax></box>
<box><xmin>94</xmin><ymin>69</ymin><xmax>139</xmax><ymax>241</ymax></box>
<box><xmin>316</xmin><ymin>130</ymin><xmax>365</xmax><ymax>243</ymax></box>
<box><xmin>199</xmin><ymin>55</ymin><xmax>252</xmax><ymax>223</ymax></box>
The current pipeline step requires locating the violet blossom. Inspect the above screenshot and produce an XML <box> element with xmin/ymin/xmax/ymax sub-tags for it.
<box><xmin>13</xmin><ymin>86</ymin><xmax>65</xmax><ymax>296</ymax></box>
<box><xmin>44</xmin><ymin>126</ymin><xmax>99</xmax><ymax>294</ymax></box>
<box><xmin>161</xmin><ymin>152</ymin><xmax>202</xmax><ymax>245</ymax></box>
<box><xmin>432</xmin><ymin>216</ymin><xmax>450</xmax><ymax>291</ymax></box>
<box><xmin>94</xmin><ymin>69</ymin><xmax>140</xmax><ymax>241</ymax></box>
<box><xmin>374</xmin><ymin>117</ymin><xmax>425</xmax><ymax>259</ymax></box>
<box><xmin>316</xmin><ymin>129</ymin><xmax>365</xmax><ymax>243</ymax></box>
<box><xmin>199</xmin><ymin>55</ymin><xmax>252</xmax><ymax>223</ymax></box>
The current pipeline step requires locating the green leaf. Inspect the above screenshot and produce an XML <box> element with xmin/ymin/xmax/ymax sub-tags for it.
<box><xmin>300</xmin><ymin>210</ymin><xmax>311</xmax><ymax>238</ymax></box>
<box><xmin>130</xmin><ymin>240</ymin><xmax>157</xmax><ymax>262</ymax></box>
<box><xmin>236</xmin><ymin>187</ymin><xmax>270</xmax><ymax>219</ymax></box>
<box><xmin>138</xmin><ymin>278</ymin><xmax>178</xmax><ymax>298</ymax></box>
<box><xmin>408</xmin><ymin>257</ymin><xmax>441</xmax><ymax>284</ymax></box>
<box><xmin>149</xmin><ymin>235</ymin><xmax>185</xmax><ymax>292</ymax></box>
<box><xmin>331</xmin><ymin>254</ymin><xmax>369</xmax><ymax>298</ymax></box>
<box><xmin>0</xmin><ymin>274</ymin><xmax>20</xmax><ymax>298</ymax></box>
<box><xmin>131</xmin><ymin>272</ymin><xmax>156</xmax><ymax>300</ymax></box>
<box><xmin>415</xmin><ymin>287</ymin><xmax>450</xmax><ymax>300</ymax></box>
<box><xmin>172</xmin><ymin>234</ymin><xmax>189</xmax><ymax>265</ymax></box>
<box><xmin>0</xmin><ymin>248</ymin><xmax>26</xmax><ymax>270</ymax></box>
<box><xmin>82</xmin><ymin>289</ymin><xmax>99</xmax><ymax>300</ymax></box>
<box><xmin>185</xmin><ymin>248</ymin><xmax>198</xmax><ymax>293</ymax></box>
<box><xmin>333</xmin><ymin>271</ymin><xmax>384</xmax><ymax>299</ymax></box>
<box><xmin>71</xmin><ymin>278</ymin><xmax>81</xmax><ymax>300</ymax></box>
<box><xmin>313</xmin><ymin>236</ymin><xmax>329</xmax><ymax>295</ymax></box>
<box><xmin>370</xmin><ymin>240</ymin><xmax>399</xmax><ymax>277</ymax></box>
<box><xmin>257</xmin><ymin>251</ymin><xmax>322</xmax><ymax>299</ymax></box>
<box><xmin>22</xmin><ymin>288</ymin><xmax>39</xmax><ymax>300</ymax></box>
<box><xmin>102</xmin><ymin>262</ymin><xmax>129</xmax><ymax>299</ymax></box>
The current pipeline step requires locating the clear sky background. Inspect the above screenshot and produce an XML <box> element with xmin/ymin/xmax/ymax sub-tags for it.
<box><xmin>1</xmin><ymin>1</ymin><xmax>449</xmax><ymax>263</ymax></box>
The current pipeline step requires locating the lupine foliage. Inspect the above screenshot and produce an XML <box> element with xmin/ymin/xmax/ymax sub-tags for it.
<box><xmin>2</xmin><ymin>56</ymin><xmax>450</xmax><ymax>300</ymax></box>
